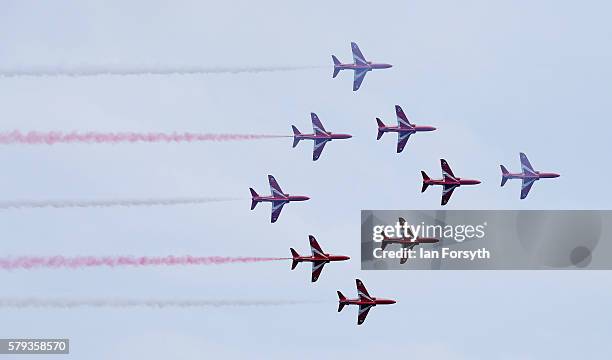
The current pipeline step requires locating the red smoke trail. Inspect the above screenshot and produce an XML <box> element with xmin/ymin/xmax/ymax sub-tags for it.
<box><xmin>0</xmin><ymin>131</ymin><xmax>290</xmax><ymax>145</ymax></box>
<box><xmin>0</xmin><ymin>256</ymin><xmax>290</xmax><ymax>270</ymax></box>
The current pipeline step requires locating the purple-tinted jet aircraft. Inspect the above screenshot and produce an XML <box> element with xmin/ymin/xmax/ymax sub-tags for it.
<box><xmin>292</xmin><ymin>113</ymin><xmax>352</xmax><ymax>161</ymax></box>
<box><xmin>500</xmin><ymin>152</ymin><xmax>560</xmax><ymax>199</ymax></box>
<box><xmin>422</xmin><ymin>159</ymin><xmax>481</xmax><ymax>205</ymax></box>
<box><xmin>376</xmin><ymin>105</ymin><xmax>437</xmax><ymax>153</ymax></box>
<box><xmin>332</xmin><ymin>42</ymin><xmax>392</xmax><ymax>91</ymax></box>
<box><xmin>250</xmin><ymin>175</ymin><xmax>310</xmax><ymax>223</ymax></box>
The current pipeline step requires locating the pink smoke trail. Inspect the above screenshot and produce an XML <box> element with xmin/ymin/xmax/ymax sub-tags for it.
<box><xmin>0</xmin><ymin>131</ymin><xmax>291</xmax><ymax>145</ymax></box>
<box><xmin>0</xmin><ymin>256</ymin><xmax>290</xmax><ymax>270</ymax></box>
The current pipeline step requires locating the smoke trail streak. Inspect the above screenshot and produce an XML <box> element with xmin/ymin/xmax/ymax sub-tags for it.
<box><xmin>0</xmin><ymin>256</ymin><xmax>289</xmax><ymax>270</ymax></box>
<box><xmin>0</xmin><ymin>197</ymin><xmax>239</xmax><ymax>210</ymax></box>
<box><xmin>0</xmin><ymin>131</ymin><xmax>291</xmax><ymax>145</ymax></box>
<box><xmin>0</xmin><ymin>65</ymin><xmax>325</xmax><ymax>78</ymax></box>
<box><xmin>0</xmin><ymin>298</ymin><xmax>314</xmax><ymax>308</ymax></box>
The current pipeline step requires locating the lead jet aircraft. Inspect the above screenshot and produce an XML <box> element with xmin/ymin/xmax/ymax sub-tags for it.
<box><xmin>380</xmin><ymin>217</ymin><xmax>439</xmax><ymax>264</ymax></box>
<box><xmin>421</xmin><ymin>159</ymin><xmax>481</xmax><ymax>205</ymax></box>
<box><xmin>249</xmin><ymin>175</ymin><xmax>309</xmax><ymax>223</ymax></box>
<box><xmin>332</xmin><ymin>42</ymin><xmax>392</xmax><ymax>91</ymax></box>
<box><xmin>337</xmin><ymin>279</ymin><xmax>396</xmax><ymax>325</ymax></box>
<box><xmin>376</xmin><ymin>105</ymin><xmax>437</xmax><ymax>153</ymax></box>
<box><xmin>290</xmin><ymin>235</ymin><xmax>350</xmax><ymax>282</ymax></box>
<box><xmin>291</xmin><ymin>113</ymin><xmax>352</xmax><ymax>161</ymax></box>
<box><xmin>500</xmin><ymin>152</ymin><xmax>560</xmax><ymax>199</ymax></box>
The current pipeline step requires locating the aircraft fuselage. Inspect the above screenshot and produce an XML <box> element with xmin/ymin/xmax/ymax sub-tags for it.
<box><xmin>503</xmin><ymin>171</ymin><xmax>560</xmax><ymax>180</ymax></box>
<box><xmin>294</xmin><ymin>254</ymin><xmax>350</xmax><ymax>263</ymax></box>
<box><xmin>294</xmin><ymin>133</ymin><xmax>352</xmax><ymax>141</ymax></box>
<box><xmin>379</xmin><ymin>125</ymin><xmax>437</xmax><ymax>134</ymax></box>
<box><xmin>341</xmin><ymin>298</ymin><xmax>396</xmax><ymax>306</ymax></box>
<box><xmin>335</xmin><ymin>62</ymin><xmax>393</xmax><ymax>71</ymax></box>
<box><xmin>253</xmin><ymin>195</ymin><xmax>310</xmax><ymax>203</ymax></box>
<box><xmin>382</xmin><ymin>237</ymin><xmax>439</xmax><ymax>246</ymax></box>
<box><xmin>424</xmin><ymin>178</ymin><xmax>481</xmax><ymax>186</ymax></box>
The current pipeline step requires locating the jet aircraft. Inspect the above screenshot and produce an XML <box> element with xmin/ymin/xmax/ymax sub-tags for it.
<box><xmin>421</xmin><ymin>159</ymin><xmax>481</xmax><ymax>205</ymax></box>
<box><xmin>292</xmin><ymin>113</ymin><xmax>352</xmax><ymax>161</ymax></box>
<box><xmin>290</xmin><ymin>235</ymin><xmax>350</xmax><ymax>282</ymax></box>
<box><xmin>249</xmin><ymin>175</ymin><xmax>309</xmax><ymax>223</ymax></box>
<box><xmin>337</xmin><ymin>279</ymin><xmax>396</xmax><ymax>325</ymax></box>
<box><xmin>376</xmin><ymin>105</ymin><xmax>436</xmax><ymax>153</ymax></box>
<box><xmin>380</xmin><ymin>217</ymin><xmax>439</xmax><ymax>264</ymax></box>
<box><xmin>332</xmin><ymin>42</ymin><xmax>392</xmax><ymax>91</ymax></box>
<box><xmin>500</xmin><ymin>152</ymin><xmax>560</xmax><ymax>199</ymax></box>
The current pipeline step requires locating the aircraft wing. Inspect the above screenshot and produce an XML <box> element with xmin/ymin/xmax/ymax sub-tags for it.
<box><xmin>311</xmin><ymin>261</ymin><xmax>326</xmax><ymax>282</ymax></box>
<box><xmin>309</xmin><ymin>235</ymin><xmax>326</xmax><ymax>257</ymax></box>
<box><xmin>311</xmin><ymin>113</ymin><xmax>328</xmax><ymax>135</ymax></box>
<box><xmin>268</xmin><ymin>175</ymin><xmax>287</xmax><ymax>198</ymax></box>
<box><xmin>353</xmin><ymin>69</ymin><xmax>368</xmax><ymax>91</ymax></box>
<box><xmin>356</xmin><ymin>279</ymin><xmax>373</xmax><ymax>301</ymax></box>
<box><xmin>357</xmin><ymin>304</ymin><xmax>374</xmax><ymax>325</ymax></box>
<box><xmin>351</xmin><ymin>42</ymin><xmax>368</xmax><ymax>65</ymax></box>
<box><xmin>520</xmin><ymin>177</ymin><xmax>537</xmax><ymax>199</ymax></box>
<box><xmin>400</xmin><ymin>243</ymin><xmax>417</xmax><ymax>264</ymax></box>
<box><xmin>270</xmin><ymin>200</ymin><xmax>286</xmax><ymax>223</ymax></box>
<box><xmin>396</xmin><ymin>132</ymin><xmax>411</xmax><ymax>153</ymax></box>
<box><xmin>313</xmin><ymin>138</ymin><xmax>329</xmax><ymax>161</ymax></box>
<box><xmin>440</xmin><ymin>159</ymin><xmax>457</xmax><ymax>182</ymax></box>
<box><xmin>520</xmin><ymin>152</ymin><xmax>537</xmax><ymax>175</ymax></box>
<box><xmin>441</xmin><ymin>184</ymin><xmax>458</xmax><ymax>206</ymax></box>
<box><xmin>395</xmin><ymin>105</ymin><xmax>414</xmax><ymax>128</ymax></box>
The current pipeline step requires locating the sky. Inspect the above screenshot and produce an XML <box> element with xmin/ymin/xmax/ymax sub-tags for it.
<box><xmin>0</xmin><ymin>0</ymin><xmax>611</xmax><ymax>359</ymax></box>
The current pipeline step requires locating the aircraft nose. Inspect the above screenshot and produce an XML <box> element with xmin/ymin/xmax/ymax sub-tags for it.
<box><xmin>553</xmin><ymin>173</ymin><xmax>561</xmax><ymax>178</ymax></box>
<box><xmin>475</xmin><ymin>180</ymin><xmax>482</xmax><ymax>184</ymax></box>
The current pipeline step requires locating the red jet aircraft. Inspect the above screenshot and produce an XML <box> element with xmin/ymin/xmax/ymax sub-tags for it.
<box><xmin>337</xmin><ymin>279</ymin><xmax>396</xmax><ymax>325</ymax></box>
<box><xmin>290</xmin><ymin>235</ymin><xmax>350</xmax><ymax>282</ymax></box>
<box><xmin>249</xmin><ymin>175</ymin><xmax>310</xmax><ymax>223</ymax></box>
<box><xmin>376</xmin><ymin>105</ymin><xmax>436</xmax><ymax>153</ymax></box>
<box><xmin>291</xmin><ymin>113</ymin><xmax>352</xmax><ymax>161</ymax></box>
<box><xmin>421</xmin><ymin>159</ymin><xmax>481</xmax><ymax>205</ymax></box>
<box><xmin>380</xmin><ymin>217</ymin><xmax>440</xmax><ymax>264</ymax></box>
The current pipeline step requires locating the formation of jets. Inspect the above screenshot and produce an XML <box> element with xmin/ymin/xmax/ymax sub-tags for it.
<box><xmin>244</xmin><ymin>42</ymin><xmax>561</xmax><ymax>325</ymax></box>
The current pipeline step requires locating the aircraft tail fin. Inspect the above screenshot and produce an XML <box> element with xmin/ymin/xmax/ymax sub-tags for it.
<box><xmin>500</xmin><ymin>165</ymin><xmax>509</xmax><ymax>187</ymax></box>
<box><xmin>332</xmin><ymin>55</ymin><xmax>341</xmax><ymax>78</ymax></box>
<box><xmin>376</xmin><ymin>118</ymin><xmax>385</xmax><ymax>140</ymax></box>
<box><xmin>290</xmin><ymin>248</ymin><xmax>299</xmax><ymax>270</ymax></box>
<box><xmin>421</xmin><ymin>171</ymin><xmax>430</xmax><ymax>192</ymax></box>
<box><xmin>337</xmin><ymin>291</ymin><xmax>347</xmax><ymax>312</ymax></box>
<box><xmin>249</xmin><ymin>188</ymin><xmax>259</xmax><ymax>210</ymax></box>
<box><xmin>291</xmin><ymin>126</ymin><xmax>301</xmax><ymax>148</ymax></box>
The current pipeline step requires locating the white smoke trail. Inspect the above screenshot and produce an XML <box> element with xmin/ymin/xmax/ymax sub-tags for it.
<box><xmin>0</xmin><ymin>197</ymin><xmax>239</xmax><ymax>210</ymax></box>
<box><xmin>0</xmin><ymin>65</ymin><xmax>325</xmax><ymax>78</ymax></box>
<box><xmin>0</xmin><ymin>298</ymin><xmax>315</xmax><ymax>308</ymax></box>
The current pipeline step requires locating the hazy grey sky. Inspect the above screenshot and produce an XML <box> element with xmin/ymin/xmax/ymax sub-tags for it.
<box><xmin>0</xmin><ymin>1</ymin><xmax>611</xmax><ymax>359</ymax></box>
